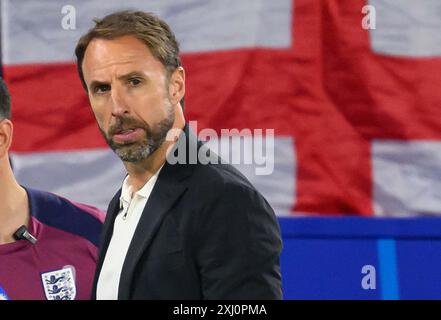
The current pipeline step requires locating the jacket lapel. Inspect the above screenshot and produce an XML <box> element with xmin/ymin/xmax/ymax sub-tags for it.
<box><xmin>117</xmin><ymin>125</ymin><xmax>197</xmax><ymax>299</ymax></box>
<box><xmin>93</xmin><ymin>125</ymin><xmax>201</xmax><ymax>299</ymax></box>
<box><xmin>117</xmin><ymin>162</ymin><xmax>189</xmax><ymax>299</ymax></box>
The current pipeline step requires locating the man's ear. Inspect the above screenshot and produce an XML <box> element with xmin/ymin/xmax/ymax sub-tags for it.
<box><xmin>168</xmin><ymin>67</ymin><xmax>185</xmax><ymax>106</ymax></box>
<box><xmin>0</xmin><ymin>119</ymin><xmax>13</xmax><ymax>158</ymax></box>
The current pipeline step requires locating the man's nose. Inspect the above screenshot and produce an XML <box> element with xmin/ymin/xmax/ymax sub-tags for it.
<box><xmin>110</xmin><ymin>86</ymin><xmax>129</xmax><ymax>117</ymax></box>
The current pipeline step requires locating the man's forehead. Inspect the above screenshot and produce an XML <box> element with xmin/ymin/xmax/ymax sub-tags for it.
<box><xmin>84</xmin><ymin>36</ymin><xmax>155</xmax><ymax>64</ymax></box>
<box><xmin>82</xmin><ymin>36</ymin><xmax>163</xmax><ymax>80</ymax></box>
<box><xmin>85</xmin><ymin>56</ymin><xmax>140</xmax><ymax>76</ymax></box>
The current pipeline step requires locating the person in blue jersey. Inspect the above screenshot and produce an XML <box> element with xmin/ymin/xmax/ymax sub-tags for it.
<box><xmin>75</xmin><ymin>11</ymin><xmax>282</xmax><ymax>300</ymax></box>
<box><xmin>0</xmin><ymin>77</ymin><xmax>105</xmax><ymax>300</ymax></box>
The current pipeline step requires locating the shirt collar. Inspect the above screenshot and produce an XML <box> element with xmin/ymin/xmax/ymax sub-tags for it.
<box><xmin>119</xmin><ymin>164</ymin><xmax>164</xmax><ymax>209</ymax></box>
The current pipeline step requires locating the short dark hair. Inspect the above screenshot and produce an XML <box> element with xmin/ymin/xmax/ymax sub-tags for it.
<box><xmin>0</xmin><ymin>77</ymin><xmax>11</xmax><ymax>120</ymax></box>
<box><xmin>75</xmin><ymin>10</ymin><xmax>184</xmax><ymax>108</ymax></box>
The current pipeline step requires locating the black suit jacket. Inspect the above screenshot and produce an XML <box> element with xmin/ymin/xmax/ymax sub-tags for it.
<box><xmin>92</xmin><ymin>125</ymin><xmax>283</xmax><ymax>299</ymax></box>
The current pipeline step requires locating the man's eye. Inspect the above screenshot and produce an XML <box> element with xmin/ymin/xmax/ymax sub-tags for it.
<box><xmin>128</xmin><ymin>78</ymin><xmax>142</xmax><ymax>86</ymax></box>
<box><xmin>94</xmin><ymin>84</ymin><xmax>111</xmax><ymax>93</ymax></box>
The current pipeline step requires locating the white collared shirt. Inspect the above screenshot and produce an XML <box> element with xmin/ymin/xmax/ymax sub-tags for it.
<box><xmin>96</xmin><ymin>165</ymin><xmax>163</xmax><ymax>300</ymax></box>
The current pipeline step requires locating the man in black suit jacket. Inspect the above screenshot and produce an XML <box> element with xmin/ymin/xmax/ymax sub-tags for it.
<box><xmin>75</xmin><ymin>10</ymin><xmax>282</xmax><ymax>300</ymax></box>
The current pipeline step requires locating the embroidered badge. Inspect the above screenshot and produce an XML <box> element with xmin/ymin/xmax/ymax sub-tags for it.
<box><xmin>41</xmin><ymin>266</ymin><xmax>77</xmax><ymax>300</ymax></box>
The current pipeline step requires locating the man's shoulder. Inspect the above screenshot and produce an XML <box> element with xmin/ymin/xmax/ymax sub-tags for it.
<box><xmin>25</xmin><ymin>187</ymin><xmax>104</xmax><ymax>246</ymax></box>
<box><xmin>26</xmin><ymin>187</ymin><xmax>105</xmax><ymax>221</ymax></box>
<box><xmin>185</xmin><ymin>160</ymin><xmax>270</xmax><ymax>212</ymax></box>
<box><xmin>191</xmin><ymin>160</ymin><xmax>255</xmax><ymax>193</ymax></box>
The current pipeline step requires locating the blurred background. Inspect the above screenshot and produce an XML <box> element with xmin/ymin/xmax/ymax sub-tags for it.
<box><xmin>3</xmin><ymin>0</ymin><xmax>441</xmax><ymax>299</ymax></box>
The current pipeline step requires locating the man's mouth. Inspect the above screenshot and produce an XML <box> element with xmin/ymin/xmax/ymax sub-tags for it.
<box><xmin>112</xmin><ymin>127</ymin><xmax>144</xmax><ymax>144</ymax></box>
<box><xmin>118</xmin><ymin>128</ymin><xmax>135</xmax><ymax>134</ymax></box>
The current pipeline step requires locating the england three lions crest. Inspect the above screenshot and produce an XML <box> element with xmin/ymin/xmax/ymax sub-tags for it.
<box><xmin>41</xmin><ymin>266</ymin><xmax>76</xmax><ymax>300</ymax></box>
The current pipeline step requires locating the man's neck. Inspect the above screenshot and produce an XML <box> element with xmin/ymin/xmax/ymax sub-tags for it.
<box><xmin>0</xmin><ymin>165</ymin><xmax>30</xmax><ymax>245</ymax></box>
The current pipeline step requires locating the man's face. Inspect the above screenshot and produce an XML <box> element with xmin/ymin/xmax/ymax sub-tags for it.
<box><xmin>82</xmin><ymin>35</ymin><xmax>176</xmax><ymax>162</ymax></box>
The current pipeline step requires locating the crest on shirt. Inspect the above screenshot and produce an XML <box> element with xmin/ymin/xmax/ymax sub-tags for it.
<box><xmin>41</xmin><ymin>266</ymin><xmax>76</xmax><ymax>300</ymax></box>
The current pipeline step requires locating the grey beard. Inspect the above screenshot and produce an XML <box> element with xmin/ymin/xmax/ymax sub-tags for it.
<box><xmin>103</xmin><ymin>111</ymin><xmax>175</xmax><ymax>163</ymax></box>
<box><xmin>113</xmin><ymin>136</ymin><xmax>158</xmax><ymax>162</ymax></box>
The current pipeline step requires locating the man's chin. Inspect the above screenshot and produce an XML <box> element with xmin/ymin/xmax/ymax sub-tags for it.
<box><xmin>113</xmin><ymin>145</ymin><xmax>155</xmax><ymax>163</ymax></box>
<box><xmin>118</xmin><ymin>156</ymin><xmax>142</xmax><ymax>163</ymax></box>
<box><xmin>115</xmin><ymin>152</ymin><xmax>145</xmax><ymax>163</ymax></box>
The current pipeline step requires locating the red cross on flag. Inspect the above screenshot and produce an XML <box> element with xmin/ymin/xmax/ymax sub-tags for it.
<box><xmin>4</xmin><ymin>0</ymin><xmax>441</xmax><ymax>217</ymax></box>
